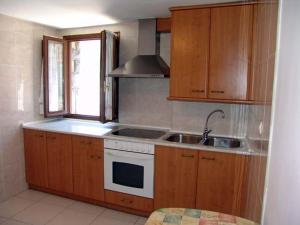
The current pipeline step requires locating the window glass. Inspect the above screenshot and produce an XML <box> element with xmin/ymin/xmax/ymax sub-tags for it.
<box><xmin>48</xmin><ymin>40</ymin><xmax>64</xmax><ymax>112</ymax></box>
<box><xmin>70</xmin><ymin>40</ymin><xmax>101</xmax><ymax>116</ymax></box>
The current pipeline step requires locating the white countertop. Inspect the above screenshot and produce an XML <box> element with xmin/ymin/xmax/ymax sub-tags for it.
<box><xmin>22</xmin><ymin>118</ymin><xmax>254</xmax><ymax>155</ymax></box>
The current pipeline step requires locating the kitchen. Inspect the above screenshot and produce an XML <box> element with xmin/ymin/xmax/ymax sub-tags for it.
<box><xmin>0</xmin><ymin>1</ymin><xmax>299</xmax><ymax>225</ymax></box>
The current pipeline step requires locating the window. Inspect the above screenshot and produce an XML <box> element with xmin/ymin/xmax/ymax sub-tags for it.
<box><xmin>43</xmin><ymin>31</ymin><xmax>119</xmax><ymax>121</ymax></box>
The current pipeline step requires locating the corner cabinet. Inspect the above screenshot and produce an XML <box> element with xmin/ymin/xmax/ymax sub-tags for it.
<box><xmin>24</xmin><ymin>129</ymin><xmax>48</xmax><ymax>188</ymax></box>
<box><xmin>169</xmin><ymin>3</ymin><xmax>255</xmax><ymax>103</ymax></box>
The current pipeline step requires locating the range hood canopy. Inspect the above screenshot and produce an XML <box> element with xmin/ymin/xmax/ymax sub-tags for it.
<box><xmin>108</xmin><ymin>19</ymin><xmax>170</xmax><ymax>78</ymax></box>
<box><xmin>108</xmin><ymin>55</ymin><xmax>170</xmax><ymax>78</ymax></box>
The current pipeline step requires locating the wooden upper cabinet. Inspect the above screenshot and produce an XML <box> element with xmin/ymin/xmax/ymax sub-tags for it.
<box><xmin>170</xmin><ymin>8</ymin><xmax>210</xmax><ymax>99</ymax></box>
<box><xmin>249</xmin><ymin>2</ymin><xmax>278</xmax><ymax>104</ymax></box>
<box><xmin>73</xmin><ymin>136</ymin><xmax>104</xmax><ymax>201</ymax></box>
<box><xmin>154</xmin><ymin>146</ymin><xmax>198</xmax><ymax>209</ymax></box>
<box><xmin>46</xmin><ymin>132</ymin><xmax>73</xmax><ymax>193</ymax></box>
<box><xmin>24</xmin><ymin>129</ymin><xmax>48</xmax><ymax>187</ymax></box>
<box><xmin>196</xmin><ymin>151</ymin><xmax>248</xmax><ymax>217</ymax></box>
<box><xmin>209</xmin><ymin>5</ymin><xmax>253</xmax><ymax>100</ymax></box>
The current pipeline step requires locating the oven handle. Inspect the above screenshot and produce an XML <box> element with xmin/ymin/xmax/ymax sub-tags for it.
<box><xmin>104</xmin><ymin>149</ymin><xmax>154</xmax><ymax>160</ymax></box>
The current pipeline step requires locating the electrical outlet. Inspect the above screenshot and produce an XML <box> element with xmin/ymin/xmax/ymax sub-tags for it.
<box><xmin>259</xmin><ymin>121</ymin><xmax>264</xmax><ymax>135</ymax></box>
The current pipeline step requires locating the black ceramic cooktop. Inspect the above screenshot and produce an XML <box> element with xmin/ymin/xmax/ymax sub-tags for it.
<box><xmin>111</xmin><ymin>128</ymin><xmax>166</xmax><ymax>139</ymax></box>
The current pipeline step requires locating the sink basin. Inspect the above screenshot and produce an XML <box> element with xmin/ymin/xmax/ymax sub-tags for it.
<box><xmin>165</xmin><ymin>133</ymin><xmax>242</xmax><ymax>148</ymax></box>
<box><xmin>203</xmin><ymin>137</ymin><xmax>241</xmax><ymax>148</ymax></box>
<box><xmin>165</xmin><ymin>133</ymin><xmax>202</xmax><ymax>144</ymax></box>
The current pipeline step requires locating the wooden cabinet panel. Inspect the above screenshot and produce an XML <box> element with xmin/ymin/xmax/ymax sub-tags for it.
<box><xmin>154</xmin><ymin>146</ymin><xmax>198</xmax><ymax>209</ymax></box>
<box><xmin>73</xmin><ymin>136</ymin><xmax>104</xmax><ymax>201</ymax></box>
<box><xmin>209</xmin><ymin>5</ymin><xmax>253</xmax><ymax>100</ymax></box>
<box><xmin>156</xmin><ymin>18</ymin><xmax>171</xmax><ymax>33</ymax></box>
<box><xmin>196</xmin><ymin>151</ymin><xmax>248</xmax><ymax>216</ymax></box>
<box><xmin>24</xmin><ymin>129</ymin><xmax>48</xmax><ymax>187</ymax></box>
<box><xmin>46</xmin><ymin>132</ymin><xmax>73</xmax><ymax>193</ymax></box>
<box><xmin>105</xmin><ymin>190</ymin><xmax>153</xmax><ymax>212</ymax></box>
<box><xmin>170</xmin><ymin>9</ymin><xmax>210</xmax><ymax>99</ymax></box>
<box><xmin>249</xmin><ymin>2</ymin><xmax>278</xmax><ymax>103</ymax></box>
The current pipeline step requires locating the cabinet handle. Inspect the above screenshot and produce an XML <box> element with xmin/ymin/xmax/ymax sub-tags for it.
<box><xmin>90</xmin><ymin>155</ymin><xmax>95</xmax><ymax>159</ymax></box>
<box><xmin>87</xmin><ymin>141</ymin><xmax>92</xmax><ymax>145</ymax></box>
<box><xmin>47</xmin><ymin>136</ymin><xmax>56</xmax><ymax>140</ymax></box>
<box><xmin>36</xmin><ymin>134</ymin><xmax>44</xmax><ymax>138</ymax></box>
<box><xmin>191</xmin><ymin>89</ymin><xmax>204</xmax><ymax>93</ymax></box>
<box><xmin>201</xmin><ymin>156</ymin><xmax>216</xmax><ymax>161</ymax></box>
<box><xmin>96</xmin><ymin>156</ymin><xmax>102</xmax><ymax>160</ymax></box>
<box><xmin>210</xmin><ymin>90</ymin><xmax>225</xmax><ymax>94</ymax></box>
<box><xmin>181</xmin><ymin>154</ymin><xmax>195</xmax><ymax>158</ymax></box>
<box><xmin>80</xmin><ymin>140</ymin><xmax>86</xmax><ymax>144</ymax></box>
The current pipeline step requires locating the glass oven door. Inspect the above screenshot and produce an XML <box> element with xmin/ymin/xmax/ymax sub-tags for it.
<box><xmin>104</xmin><ymin>148</ymin><xmax>154</xmax><ymax>198</ymax></box>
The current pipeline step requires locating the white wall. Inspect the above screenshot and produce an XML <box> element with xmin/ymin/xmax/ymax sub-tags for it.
<box><xmin>0</xmin><ymin>14</ymin><xmax>59</xmax><ymax>201</ymax></box>
<box><xmin>263</xmin><ymin>0</ymin><xmax>300</xmax><ymax>224</ymax></box>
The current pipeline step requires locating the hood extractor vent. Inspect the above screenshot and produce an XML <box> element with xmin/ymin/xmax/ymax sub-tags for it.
<box><xmin>108</xmin><ymin>19</ymin><xmax>170</xmax><ymax>78</ymax></box>
<box><xmin>109</xmin><ymin>55</ymin><xmax>169</xmax><ymax>78</ymax></box>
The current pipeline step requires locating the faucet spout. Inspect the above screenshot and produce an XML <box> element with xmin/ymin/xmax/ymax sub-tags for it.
<box><xmin>202</xmin><ymin>109</ymin><xmax>225</xmax><ymax>144</ymax></box>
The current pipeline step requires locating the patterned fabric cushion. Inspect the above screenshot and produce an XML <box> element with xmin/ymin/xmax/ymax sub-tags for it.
<box><xmin>145</xmin><ymin>208</ymin><xmax>257</xmax><ymax>225</ymax></box>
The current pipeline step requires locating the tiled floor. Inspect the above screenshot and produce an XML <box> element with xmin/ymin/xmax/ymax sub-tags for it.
<box><xmin>0</xmin><ymin>190</ymin><xmax>148</xmax><ymax>225</ymax></box>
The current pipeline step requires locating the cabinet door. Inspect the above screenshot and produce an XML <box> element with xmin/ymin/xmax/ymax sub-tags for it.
<box><xmin>209</xmin><ymin>5</ymin><xmax>253</xmax><ymax>100</ymax></box>
<box><xmin>196</xmin><ymin>151</ymin><xmax>248</xmax><ymax>216</ymax></box>
<box><xmin>23</xmin><ymin>129</ymin><xmax>48</xmax><ymax>187</ymax></box>
<box><xmin>154</xmin><ymin>146</ymin><xmax>198</xmax><ymax>209</ymax></box>
<box><xmin>46</xmin><ymin>132</ymin><xmax>73</xmax><ymax>193</ymax></box>
<box><xmin>249</xmin><ymin>2</ymin><xmax>278</xmax><ymax>103</ymax></box>
<box><xmin>170</xmin><ymin>8</ymin><xmax>210</xmax><ymax>99</ymax></box>
<box><xmin>73</xmin><ymin>136</ymin><xmax>104</xmax><ymax>201</ymax></box>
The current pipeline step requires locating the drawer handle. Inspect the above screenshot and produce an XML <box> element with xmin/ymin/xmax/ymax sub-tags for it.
<box><xmin>191</xmin><ymin>89</ymin><xmax>204</xmax><ymax>93</ymax></box>
<box><xmin>80</xmin><ymin>140</ymin><xmax>86</xmax><ymax>144</ymax></box>
<box><xmin>201</xmin><ymin>156</ymin><xmax>216</xmax><ymax>161</ymax></box>
<box><xmin>90</xmin><ymin>155</ymin><xmax>95</xmax><ymax>159</ymax></box>
<box><xmin>182</xmin><ymin>154</ymin><xmax>195</xmax><ymax>158</ymax></box>
<box><xmin>211</xmin><ymin>90</ymin><xmax>225</xmax><ymax>94</ymax></box>
<box><xmin>36</xmin><ymin>134</ymin><xmax>44</xmax><ymax>138</ymax></box>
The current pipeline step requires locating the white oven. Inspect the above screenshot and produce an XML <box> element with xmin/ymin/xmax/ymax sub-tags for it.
<box><xmin>104</xmin><ymin>139</ymin><xmax>154</xmax><ymax>199</ymax></box>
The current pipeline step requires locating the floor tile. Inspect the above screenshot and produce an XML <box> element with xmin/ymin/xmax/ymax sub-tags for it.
<box><xmin>13</xmin><ymin>202</ymin><xmax>64</xmax><ymax>225</ymax></box>
<box><xmin>67</xmin><ymin>201</ymin><xmax>105</xmax><ymax>215</ymax></box>
<box><xmin>135</xmin><ymin>216</ymin><xmax>148</xmax><ymax>225</ymax></box>
<box><xmin>91</xmin><ymin>217</ymin><xmax>134</xmax><ymax>225</ymax></box>
<box><xmin>46</xmin><ymin>209</ymin><xmax>98</xmax><ymax>225</ymax></box>
<box><xmin>39</xmin><ymin>195</ymin><xmax>75</xmax><ymax>208</ymax></box>
<box><xmin>101</xmin><ymin>209</ymin><xmax>139</xmax><ymax>223</ymax></box>
<box><xmin>15</xmin><ymin>190</ymin><xmax>49</xmax><ymax>202</ymax></box>
<box><xmin>0</xmin><ymin>197</ymin><xmax>34</xmax><ymax>218</ymax></box>
<box><xmin>1</xmin><ymin>219</ymin><xmax>29</xmax><ymax>225</ymax></box>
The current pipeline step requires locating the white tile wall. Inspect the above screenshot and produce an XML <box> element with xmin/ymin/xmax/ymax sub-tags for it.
<box><xmin>0</xmin><ymin>13</ymin><xmax>59</xmax><ymax>201</ymax></box>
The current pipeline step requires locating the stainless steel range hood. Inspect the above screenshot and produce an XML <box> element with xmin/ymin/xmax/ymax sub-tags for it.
<box><xmin>108</xmin><ymin>19</ymin><xmax>170</xmax><ymax>78</ymax></box>
<box><xmin>109</xmin><ymin>55</ymin><xmax>169</xmax><ymax>78</ymax></box>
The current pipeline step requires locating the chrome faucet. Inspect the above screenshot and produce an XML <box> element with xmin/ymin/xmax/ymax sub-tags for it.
<box><xmin>201</xmin><ymin>109</ymin><xmax>225</xmax><ymax>144</ymax></box>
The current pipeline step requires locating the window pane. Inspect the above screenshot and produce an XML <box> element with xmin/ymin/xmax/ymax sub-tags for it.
<box><xmin>48</xmin><ymin>40</ymin><xmax>64</xmax><ymax>112</ymax></box>
<box><xmin>70</xmin><ymin>40</ymin><xmax>101</xmax><ymax>116</ymax></box>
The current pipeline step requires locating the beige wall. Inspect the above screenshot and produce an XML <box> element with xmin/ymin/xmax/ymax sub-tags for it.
<box><xmin>0</xmin><ymin>14</ymin><xmax>59</xmax><ymax>201</ymax></box>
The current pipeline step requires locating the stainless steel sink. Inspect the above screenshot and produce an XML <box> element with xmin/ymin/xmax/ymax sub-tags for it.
<box><xmin>202</xmin><ymin>137</ymin><xmax>241</xmax><ymax>148</ymax></box>
<box><xmin>165</xmin><ymin>133</ymin><xmax>202</xmax><ymax>144</ymax></box>
<box><xmin>165</xmin><ymin>133</ymin><xmax>241</xmax><ymax>148</ymax></box>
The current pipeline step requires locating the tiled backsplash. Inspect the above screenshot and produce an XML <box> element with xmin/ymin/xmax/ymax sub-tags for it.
<box><xmin>0</xmin><ymin>14</ymin><xmax>59</xmax><ymax>201</ymax></box>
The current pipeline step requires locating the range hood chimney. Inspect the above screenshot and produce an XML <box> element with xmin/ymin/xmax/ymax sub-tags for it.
<box><xmin>109</xmin><ymin>19</ymin><xmax>170</xmax><ymax>78</ymax></box>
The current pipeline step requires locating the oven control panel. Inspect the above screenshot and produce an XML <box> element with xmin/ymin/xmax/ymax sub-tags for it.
<box><xmin>104</xmin><ymin>139</ymin><xmax>155</xmax><ymax>155</ymax></box>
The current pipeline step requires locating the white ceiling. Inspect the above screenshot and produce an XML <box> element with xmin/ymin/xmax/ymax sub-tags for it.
<box><xmin>0</xmin><ymin>0</ymin><xmax>239</xmax><ymax>29</ymax></box>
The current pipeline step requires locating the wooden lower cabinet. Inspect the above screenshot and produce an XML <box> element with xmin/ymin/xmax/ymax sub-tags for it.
<box><xmin>46</xmin><ymin>132</ymin><xmax>73</xmax><ymax>193</ymax></box>
<box><xmin>154</xmin><ymin>146</ymin><xmax>198</xmax><ymax>209</ymax></box>
<box><xmin>73</xmin><ymin>136</ymin><xmax>104</xmax><ymax>201</ymax></box>
<box><xmin>105</xmin><ymin>190</ymin><xmax>153</xmax><ymax>212</ymax></box>
<box><xmin>196</xmin><ymin>151</ymin><xmax>248</xmax><ymax>216</ymax></box>
<box><xmin>24</xmin><ymin>129</ymin><xmax>48</xmax><ymax>187</ymax></box>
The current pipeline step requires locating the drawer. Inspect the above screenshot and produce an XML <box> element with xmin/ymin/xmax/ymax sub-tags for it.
<box><xmin>104</xmin><ymin>190</ymin><xmax>153</xmax><ymax>212</ymax></box>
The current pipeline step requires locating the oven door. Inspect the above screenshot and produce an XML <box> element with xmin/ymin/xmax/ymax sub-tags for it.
<box><xmin>104</xmin><ymin>148</ymin><xmax>154</xmax><ymax>198</ymax></box>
